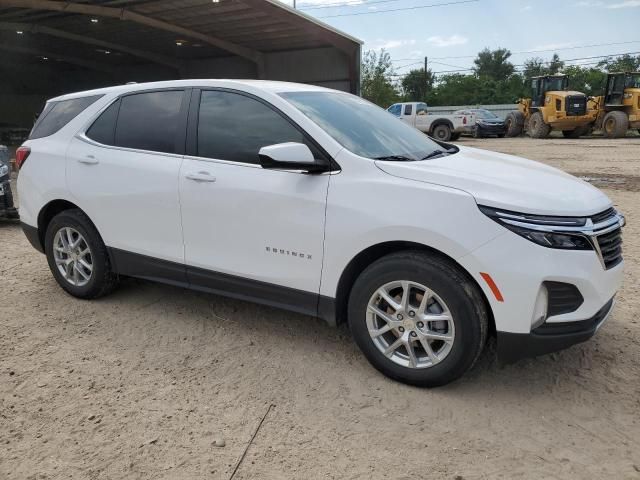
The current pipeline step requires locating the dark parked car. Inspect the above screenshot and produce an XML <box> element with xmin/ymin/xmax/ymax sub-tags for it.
<box><xmin>454</xmin><ymin>109</ymin><xmax>507</xmax><ymax>138</ymax></box>
<box><xmin>0</xmin><ymin>145</ymin><xmax>18</xmax><ymax>220</ymax></box>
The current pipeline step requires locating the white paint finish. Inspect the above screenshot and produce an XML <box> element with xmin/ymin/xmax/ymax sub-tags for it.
<box><xmin>259</xmin><ymin>142</ymin><xmax>314</xmax><ymax>164</ymax></box>
<box><xmin>376</xmin><ymin>145</ymin><xmax>612</xmax><ymax>216</ymax></box>
<box><xmin>65</xmin><ymin>136</ymin><xmax>185</xmax><ymax>263</ymax></box>
<box><xmin>18</xmin><ymin>79</ymin><xmax>623</xmax><ymax>341</ymax></box>
<box><xmin>179</xmin><ymin>157</ymin><xmax>329</xmax><ymax>292</ymax></box>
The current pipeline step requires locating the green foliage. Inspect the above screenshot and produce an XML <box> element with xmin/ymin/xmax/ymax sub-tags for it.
<box><xmin>361</xmin><ymin>48</ymin><xmax>639</xmax><ymax>109</ymax></box>
<box><xmin>597</xmin><ymin>54</ymin><xmax>640</xmax><ymax>73</ymax></box>
<box><xmin>360</xmin><ymin>49</ymin><xmax>400</xmax><ymax>107</ymax></box>
<box><xmin>473</xmin><ymin>48</ymin><xmax>515</xmax><ymax>81</ymax></box>
<box><xmin>562</xmin><ymin>65</ymin><xmax>607</xmax><ymax>96</ymax></box>
<box><xmin>401</xmin><ymin>68</ymin><xmax>434</xmax><ymax>102</ymax></box>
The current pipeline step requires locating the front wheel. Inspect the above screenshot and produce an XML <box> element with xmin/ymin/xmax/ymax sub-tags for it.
<box><xmin>348</xmin><ymin>251</ymin><xmax>488</xmax><ymax>387</ymax></box>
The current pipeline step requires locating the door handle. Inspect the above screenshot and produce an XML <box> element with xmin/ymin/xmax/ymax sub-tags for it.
<box><xmin>78</xmin><ymin>155</ymin><xmax>99</xmax><ymax>165</ymax></box>
<box><xmin>185</xmin><ymin>171</ymin><xmax>216</xmax><ymax>183</ymax></box>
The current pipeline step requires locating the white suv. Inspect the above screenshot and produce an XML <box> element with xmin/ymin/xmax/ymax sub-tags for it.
<box><xmin>17</xmin><ymin>80</ymin><xmax>624</xmax><ymax>387</ymax></box>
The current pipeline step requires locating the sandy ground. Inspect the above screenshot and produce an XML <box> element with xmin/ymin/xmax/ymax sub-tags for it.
<box><xmin>1</xmin><ymin>136</ymin><xmax>639</xmax><ymax>480</ymax></box>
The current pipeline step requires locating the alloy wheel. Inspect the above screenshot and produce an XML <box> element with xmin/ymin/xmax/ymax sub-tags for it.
<box><xmin>366</xmin><ymin>280</ymin><xmax>455</xmax><ymax>369</ymax></box>
<box><xmin>53</xmin><ymin>227</ymin><xmax>93</xmax><ymax>287</ymax></box>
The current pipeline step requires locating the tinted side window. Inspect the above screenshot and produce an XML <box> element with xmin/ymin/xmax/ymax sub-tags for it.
<box><xmin>114</xmin><ymin>90</ymin><xmax>183</xmax><ymax>153</ymax></box>
<box><xmin>30</xmin><ymin>95</ymin><xmax>102</xmax><ymax>139</ymax></box>
<box><xmin>197</xmin><ymin>91</ymin><xmax>319</xmax><ymax>164</ymax></box>
<box><xmin>86</xmin><ymin>100</ymin><xmax>120</xmax><ymax>145</ymax></box>
<box><xmin>404</xmin><ymin>104</ymin><xmax>413</xmax><ymax>115</ymax></box>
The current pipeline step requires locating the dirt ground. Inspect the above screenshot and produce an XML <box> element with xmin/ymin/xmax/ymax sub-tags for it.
<box><xmin>1</xmin><ymin>136</ymin><xmax>639</xmax><ymax>480</ymax></box>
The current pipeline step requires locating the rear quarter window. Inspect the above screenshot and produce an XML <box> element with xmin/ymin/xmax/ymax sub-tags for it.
<box><xmin>30</xmin><ymin>95</ymin><xmax>102</xmax><ymax>140</ymax></box>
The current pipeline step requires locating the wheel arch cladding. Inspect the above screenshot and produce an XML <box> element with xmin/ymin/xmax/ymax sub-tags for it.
<box><xmin>332</xmin><ymin>241</ymin><xmax>495</xmax><ymax>334</ymax></box>
<box><xmin>37</xmin><ymin>200</ymin><xmax>93</xmax><ymax>251</ymax></box>
<box><xmin>431</xmin><ymin>120</ymin><xmax>453</xmax><ymax>132</ymax></box>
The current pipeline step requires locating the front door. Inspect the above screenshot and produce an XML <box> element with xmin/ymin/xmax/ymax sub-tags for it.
<box><xmin>179</xmin><ymin>89</ymin><xmax>330</xmax><ymax>315</ymax></box>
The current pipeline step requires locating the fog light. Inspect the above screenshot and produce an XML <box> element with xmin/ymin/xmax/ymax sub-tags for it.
<box><xmin>531</xmin><ymin>285</ymin><xmax>548</xmax><ymax>330</ymax></box>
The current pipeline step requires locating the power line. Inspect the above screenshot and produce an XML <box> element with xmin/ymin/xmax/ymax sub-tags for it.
<box><xmin>388</xmin><ymin>50</ymin><xmax>640</xmax><ymax>78</ymax></box>
<box><xmin>389</xmin><ymin>39</ymin><xmax>640</xmax><ymax>63</ymax></box>
<box><xmin>317</xmin><ymin>0</ymin><xmax>479</xmax><ymax>18</ymax></box>
<box><xmin>299</xmin><ymin>0</ymin><xmax>407</xmax><ymax>10</ymax></box>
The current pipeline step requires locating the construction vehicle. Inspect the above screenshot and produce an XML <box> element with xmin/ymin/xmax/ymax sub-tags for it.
<box><xmin>589</xmin><ymin>72</ymin><xmax>640</xmax><ymax>138</ymax></box>
<box><xmin>505</xmin><ymin>75</ymin><xmax>597</xmax><ymax>138</ymax></box>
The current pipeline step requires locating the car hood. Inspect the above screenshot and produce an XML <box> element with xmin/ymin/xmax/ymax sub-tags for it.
<box><xmin>375</xmin><ymin>146</ymin><xmax>612</xmax><ymax>216</ymax></box>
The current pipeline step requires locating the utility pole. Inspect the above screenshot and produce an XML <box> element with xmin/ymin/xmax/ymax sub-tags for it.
<box><xmin>293</xmin><ymin>0</ymin><xmax>296</xmax><ymax>8</ymax></box>
<box><xmin>424</xmin><ymin>56</ymin><xmax>428</xmax><ymax>100</ymax></box>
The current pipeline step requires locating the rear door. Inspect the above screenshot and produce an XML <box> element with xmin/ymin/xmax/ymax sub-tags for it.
<box><xmin>67</xmin><ymin>89</ymin><xmax>189</xmax><ymax>273</ymax></box>
<box><xmin>178</xmin><ymin>89</ymin><xmax>330</xmax><ymax>314</ymax></box>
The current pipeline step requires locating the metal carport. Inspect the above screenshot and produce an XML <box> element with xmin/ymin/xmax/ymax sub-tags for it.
<box><xmin>0</xmin><ymin>0</ymin><xmax>362</xmax><ymax>135</ymax></box>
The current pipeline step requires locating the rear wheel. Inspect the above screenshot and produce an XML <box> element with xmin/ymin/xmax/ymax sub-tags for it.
<box><xmin>528</xmin><ymin>112</ymin><xmax>551</xmax><ymax>138</ymax></box>
<box><xmin>602</xmin><ymin>111</ymin><xmax>629</xmax><ymax>138</ymax></box>
<box><xmin>348</xmin><ymin>251</ymin><xmax>488</xmax><ymax>387</ymax></box>
<box><xmin>505</xmin><ymin>111</ymin><xmax>524</xmax><ymax>137</ymax></box>
<box><xmin>45</xmin><ymin>209</ymin><xmax>118</xmax><ymax>299</ymax></box>
<box><xmin>450</xmin><ymin>133</ymin><xmax>461</xmax><ymax>141</ymax></box>
<box><xmin>432</xmin><ymin>124</ymin><xmax>452</xmax><ymax>142</ymax></box>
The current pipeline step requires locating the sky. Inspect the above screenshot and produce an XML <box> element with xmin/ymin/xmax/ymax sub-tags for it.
<box><xmin>278</xmin><ymin>0</ymin><xmax>640</xmax><ymax>79</ymax></box>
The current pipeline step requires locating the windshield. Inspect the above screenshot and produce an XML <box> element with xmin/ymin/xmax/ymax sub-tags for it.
<box><xmin>280</xmin><ymin>91</ymin><xmax>444</xmax><ymax>161</ymax></box>
<box><xmin>626</xmin><ymin>74</ymin><xmax>640</xmax><ymax>88</ymax></box>
<box><xmin>471</xmin><ymin>109</ymin><xmax>498</xmax><ymax>119</ymax></box>
<box><xmin>544</xmin><ymin>76</ymin><xmax>568</xmax><ymax>92</ymax></box>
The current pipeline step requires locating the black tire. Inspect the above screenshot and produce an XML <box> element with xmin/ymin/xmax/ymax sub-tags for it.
<box><xmin>450</xmin><ymin>133</ymin><xmax>461</xmax><ymax>141</ymax></box>
<box><xmin>348</xmin><ymin>251</ymin><xmax>488</xmax><ymax>387</ymax></box>
<box><xmin>602</xmin><ymin>111</ymin><xmax>629</xmax><ymax>138</ymax></box>
<box><xmin>505</xmin><ymin>112</ymin><xmax>524</xmax><ymax>137</ymax></box>
<box><xmin>528</xmin><ymin>111</ymin><xmax>551</xmax><ymax>138</ymax></box>
<box><xmin>44</xmin><ymin>208</ymin><xmax>118</xmax><ymax>299</ymax></box>
<box><xmin>432</xmin><ymin>124</ymin><xmax>452</xmax><ymax>142</ymax></box>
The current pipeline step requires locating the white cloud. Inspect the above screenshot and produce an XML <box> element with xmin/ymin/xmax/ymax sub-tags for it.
<box><xmin>371</xmin><ymin>38</ymin><xmax>416</xmax><ymax>50</ymax></box>
<box><xmin>574</xmin><ymin>0</ymin><xmax>640</xmax><ymax>7</ymax></box>
<box><xmin>527</xmin><ymin>42</ymin><xmax>575</xmax><ymax>51</ymax></box>
<box><xmin>521</xmin><ymin>5</ymin><xmax>532</xmax><ymax>10</ymax></box>
<box><xmin>607</xmin><ymin>0</ymin><xmax>640</xmax><ymax>8</ymax></box>
<box><xmin>426</xmin><ymin>35</ymin><xmax>468</xmax><ymax>48</ymax></box>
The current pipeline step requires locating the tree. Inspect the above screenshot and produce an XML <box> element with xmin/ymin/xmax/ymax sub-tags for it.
<box><xmin>522</xmin><ymin>57</ymin><xmax>546</xmax><ymax>81</ymax></box>
<box><xmin>598</xmin><ymin>54</ymin><xmax>640</xmax><ymax>72</ymax></box>
<box><xmin>401</xmin><ymin>68</ymin><xmax>434</xmax><ymax>102</ymax></box>
<box><xmin>473</xmin><ymin>48</ymin><xmax>515</xmax><ymax>81</ymax></box>
<box><xmin>547</xmin><ymin>53</ymin><xmax>565</xmax><ymax>75</ymax></box>
<box><xmin>360</xmin><ymin>49</ymin><xmax>400</xmax><ymax>107</ymax></box>
<box><xmin>563</xmin><ymin>65</ymin><xmax>607</xmax><ymax>96</ymax></box>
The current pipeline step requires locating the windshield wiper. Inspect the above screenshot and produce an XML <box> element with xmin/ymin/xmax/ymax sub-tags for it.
<box><xmin>374</xmin><ymin>155</ymin><xmax>414</xmax><ymax>162</ymax></box>
<box><xmin>421</xmin><ymin>147</ymin><xmax>457</xmax><ymax>160</ymax></box>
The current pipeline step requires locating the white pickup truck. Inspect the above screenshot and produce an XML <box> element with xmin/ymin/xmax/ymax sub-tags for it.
<box><xmin>387</xmin><ymin>102</ymin><xmax>474</xmax><ymax>141</ymax></box>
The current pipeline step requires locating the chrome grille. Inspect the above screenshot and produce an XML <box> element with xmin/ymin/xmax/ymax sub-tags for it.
<box><xmin>596</xmin><ymin>227</ymin><xmax>623</xmax><ymax>269</ymax></box>
<box><xmin>592</xmin><ymin>208</ymin><xmax>623</xmax><ymax>269</ymax></box>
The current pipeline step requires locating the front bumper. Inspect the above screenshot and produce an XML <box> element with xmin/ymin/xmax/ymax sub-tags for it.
<box><xmin>497</xmin><ymin>298</ymin><xmax>614</xmax><ymax>363</ymax></box>
<box><xmin>476</xmin><ymin>123</ymin><xmax>506</xmax><ymax>135</ymax></box>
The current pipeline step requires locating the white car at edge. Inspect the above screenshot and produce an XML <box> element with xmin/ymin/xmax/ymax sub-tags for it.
<box><xmin>16</xmin><ymin>80</ymin><xmax>625</xmax><ymax>387</ymax></box>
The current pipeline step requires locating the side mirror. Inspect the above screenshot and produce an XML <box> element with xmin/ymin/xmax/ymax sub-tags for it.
<box><xmin>258</xmin><ymin>142</ymin><xmax>327</xmax><ymax>173</ymax></box>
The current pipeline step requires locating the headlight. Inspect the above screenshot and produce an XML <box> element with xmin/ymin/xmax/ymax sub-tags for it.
<box><xmin>479</xmin><ymin>205</ymin><xmax>593</xmax><ymax>250</ymax></box>
<box><xmin>0</xmin><ymin>164</ymin><xmax>9</xmax><ymax>177</ymax></box>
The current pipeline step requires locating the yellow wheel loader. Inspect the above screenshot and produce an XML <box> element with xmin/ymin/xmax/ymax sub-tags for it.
<box><xmin>505</xmin><ymin>75</ymin><xmax>597</xmax><ymax>138</ymax></box>
<box><xmin>590</xmin><ymin>72</ymin><xmax>640</xmax><ymax>138</ymax></box>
